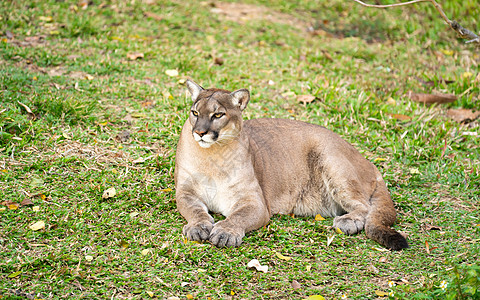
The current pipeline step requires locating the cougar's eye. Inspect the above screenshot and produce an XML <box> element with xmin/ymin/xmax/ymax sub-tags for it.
<box><xmin>212</xmin><ymin>112</ymin><xmax>224</xmax><ymax>119</ymax></box>
<box><xmin>191</xmin><ymin>110</ymin><xmax>198</xmax><ymax>116</ymax></box>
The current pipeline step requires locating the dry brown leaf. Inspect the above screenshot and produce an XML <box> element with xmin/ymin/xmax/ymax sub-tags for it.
<box><xmin>214</xmin><ymin>57</ymin><xmax>224</xmax><ymax>65</ymax></box>
<box><xmin>297</xmin><ymin>94</ymin><xmax>316</xmax><ymax>105</ymax></box>
<box><xmin>446</xmin><ymin>108</ymin><xmax>480</xmax><ymax>123</ymax></box>
<box><xmin>291</xmin><ymin>280</ymin><xmax>301</xmax><ymax>289</ymax></box>
<box><xmin>425</xmin><ymin>224</ymin><xmax>442</xmax><ymax>231</ymax></box>
<box><xmin>387</xmin><ymin>113</ymin><xmax>412</xmax><ymax>121</ymax></box>
<box><xmin>408</xmin><ymin>91</ymin><xmax>457</xmax><ymax>104</ymax></box>
<box><xmin>144</xmin><ymin>11</ymin><xmax>163</xmax><ymax>21</ymax></box>
<box><xmin>127</xmin><ymin>52</ymin><xmax>144</xmax><ymax>60</ymax></box>
<box><xmin>20</xmin><ymin>198</ymin><xmax>34</xmax><ymax>206</ymax></box>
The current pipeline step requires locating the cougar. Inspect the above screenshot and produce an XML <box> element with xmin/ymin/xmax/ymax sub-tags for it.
<box><xmin>174</xmin><ymin>79</ymin><xmax>408</xmax><ymax>250</ymax></box>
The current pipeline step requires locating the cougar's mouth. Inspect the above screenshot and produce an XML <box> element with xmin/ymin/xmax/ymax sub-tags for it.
<box><xmin>193</xmin><ymin>132</ymin><xmax>217</xmax><ymax>148</ymax></box>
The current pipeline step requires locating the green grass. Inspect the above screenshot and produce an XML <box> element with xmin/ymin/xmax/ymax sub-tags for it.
<box><xmin>1</xmin><ymin>0</ymin><xmax>479</xmax><ymax>299</ymax></box>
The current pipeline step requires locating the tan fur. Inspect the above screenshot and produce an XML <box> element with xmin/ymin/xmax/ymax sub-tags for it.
<box><xmin>175</xmin><ymin>80</ymin><xmax>408</xmax><ymax>250</ymax></box>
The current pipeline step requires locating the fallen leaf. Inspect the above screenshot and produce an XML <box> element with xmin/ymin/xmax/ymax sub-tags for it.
<box><xmin>315</xmin><ymin>214</ymin><xmax>325</xmax><ymax>221</ymax></box>
<box><xmin>291</xmin><ymin>280</ymin><xmax>301</xmax><ymax>289</ymax></box>
<box><xmin>62</xmin><ymin>132</ymin><xmax>72</xmax><ymax>139</ymax></box>
<box><xmin>20</xmin><ymin>198</ymin><xmax>34</xmax><ymax>206</ymax></box>
<box><xmin>446</xmin><ymin>108</ymin><xmax>480</xmax><ymax>123</ymax></box>
<box><xmin>85</xmin><ymin>255</ymin><xmax>93</xmax><ymax>261</ymax></box>
<box><xmin>0</xmin><ymin>207</ymin><xmax>6</xmax><ymax>212</ymax></box>
<box><xmin>102</xmin><ymin>187</ymin><xmax>116</xmax><ymax>199</ymax></box>
<box><xmin>274</xmin><ymin>251</ymin><xmax>292</xmax><ymax>261</ymax></box>
<box><xmin>6</xmin><ymin>30</ymin><xmax>14</xmax><ymax>39</ymax></box>
<box><xmin>408</xmin><ymin>91</ymin><xmax>457</xmax><ymax>104</ymax></box>
<box><xmin>326</xmin><ymin>235</ymin><xmax>335</xmax><ymax>246</ymax></box>
<box><xmin>425</xmin><ymin>224</ymin><xmax>442</xmax><ymax>231</ymax></box>
<box><xmin>144</xmin><ymin>11</ymin><xmax>163</xmax><ymax>21</ymax></box>
<box><xmin>375</xmin><ymin>290</ymin><xmax>389</xmax><ymax>297</ymax></box>
<box><xmin>141</xmin><ymin>249</ymin><xmax>149</xmax><ymax>256</ymax></box>
<box><xmin>335</xmin><ymin>227</ymin><xmax>343</xmax><ymax>234</ymax></box>
<box><xmin>304</xmin><ymin>295</ymin><xmax>326</xmax><ymax>300</ymax></box>
<box><xmin>146</xmin><ymin>291</ymin><xmax>154</xmax><ymax>297</ymax></box>
<box><xmin>386</xmin><ymin>97</ymin><xmax>396</xmax><ymax>106</ymax></box>
<box><xmin>29</xmin><ymin>220</ymin><xmax>45</xmax><ymax>231</ymax></box>
<box><xmin>186</xmin><ymin>294</ymin><xmax>193</xmax><ymax>299</ymax></box>
<box><xmin>165</xmin><ymin>69</ymin><xmax>179</xmax><ymax>77</ymax></box>
<box><xmin>425</xmin><ymin>241</ymin><xmax>430</xmax><ymax>254</ymax></box>
<box><xmin>30</xmin><ymin>176</ymin><xmax>44</xmax><ymax>188</ymax></box>
<box><xmin>119</xmin><ymin>240</ymin><xmax>129</xmax><ymax>249</ymax></box>
<box><xmin>17</xmin><ymin>101</ymin><xmax>34</xmax><ymax>115</ymax></box>
<box><xmin>247</xmin><ymin>259</ymin><xmax>268</xmax><ymax>273</ymax></box>
<box><xmin>32</xmin><ymin>206</ymin><xmax>40</xmax><ymax>212</ymax></box>
<box><xmin>131</xmin><ymin>113</ymin><xmax>147</xmax><ymax>118</ymax></box>
<box><xmin>8</xmin><ymin>271</ymin><xmax>22</xmax><ymax>278</ymax></box>
<box><xmin>127</xmin><ymin>52</ymin><xmax>144</xmax><ymax>60</ymax></box>
<box><xmin>297</xmin><ymin>94</ymin><xmax>316</xmax><ymax>105</ymax></box>
<box><xmin>379</xmin><ymin>256</ymin><xmax>388</xmax><ymax>263</ymax></box>
<box><xmin>214</xmin><ymin>57</ymin><xmax>224</xmax><ymax>65</ymax></box>
<box><xmin>372</xmin><ymin>247</ymin><xmax>389</xmax><ymax>252</ymax></box>
<box><xmin>8</xmin><ymin>203</ymin><xmax>19</xmax><ymax>210</ymax></box>
<box><xmin>387</xmin><ymin>113</ymin><xmax>412</xmax><ymax>121</ymax></box>
<box><xmin>130</xmin><ymin>212</ymin><xmax>139</xmax><ymax>218</ymax></box>
<box><xmin>409</xmin><ymin>168</ymin><xmax>420</xmax><ymax>175</ymax></box>
<box><xmin>39</xmin><ymin>16</ymin><xmax>53</xmax><ymax>22</ymax></box>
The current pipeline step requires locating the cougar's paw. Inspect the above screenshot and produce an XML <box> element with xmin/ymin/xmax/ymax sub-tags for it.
<box><xmin>333</xmin><ymin>214</ymin><xmax>365</xmax><ymax>235</ymax></box>
<box><xmin>183</xmin><ymin>220</ymin><xmax>213</xmax><ymax>242</ymax></box>
<box><xmin>209</xmin><ymin>221</ymin><xmax>245</xmax><ymax>248</ymax></box>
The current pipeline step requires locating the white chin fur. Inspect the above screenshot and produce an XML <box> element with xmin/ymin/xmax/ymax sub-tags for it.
<box><xmin>198</xmin><ymin>140</ymin><xmax>213</xmax><ymax>148</ymax></box>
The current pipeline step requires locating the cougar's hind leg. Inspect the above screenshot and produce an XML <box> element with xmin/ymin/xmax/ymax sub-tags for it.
<box><xmin>332</xmin><ymin>196</ymin><xmax>369</xmax><ymax>235</ymax></box>
<box><xmin>329</xmin><ymin>173</ymin><xmax>373</xmax><ymax>235</ymax></box>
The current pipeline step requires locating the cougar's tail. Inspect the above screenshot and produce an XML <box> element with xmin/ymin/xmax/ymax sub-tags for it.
<box><xmin>364</xmin><ymin>170</ymin><xmax>408</xmax><ymax>251</ymax></box>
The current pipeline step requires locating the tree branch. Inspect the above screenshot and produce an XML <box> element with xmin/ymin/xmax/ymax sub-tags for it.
<box><xmin>352</xmin><ymin>0</ymin><xmax>480</xmax><ymax>46</ymax></box>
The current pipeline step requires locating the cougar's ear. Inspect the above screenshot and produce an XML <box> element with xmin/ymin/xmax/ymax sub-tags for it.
<box><xmin>230</xmin><ymin>89</ymin><xmax>250</xmax><ymax>111</ymax></box>
<box><xmin>186</xmin><ymin>79</ymin><xmax>204</xmax><ymax>102</ymax></box>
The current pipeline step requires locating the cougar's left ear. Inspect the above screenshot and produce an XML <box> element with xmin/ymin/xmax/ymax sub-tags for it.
<box><xmin>186</xmin><ymin>79</ymin><xmax>204</xmax><ymax>102</ymax></box>
<box><xmin>230</xmin><ymin>89</ymin><xmax>250</xmax><ymax>111</ymax></box>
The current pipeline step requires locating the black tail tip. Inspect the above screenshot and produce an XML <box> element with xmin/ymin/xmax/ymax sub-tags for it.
<box><xmin>386</xmin><ymin>233</ymin><xmax>409</xmax><ymax>251</ymax></box>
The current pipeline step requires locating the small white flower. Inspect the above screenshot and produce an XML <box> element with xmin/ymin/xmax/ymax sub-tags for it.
<box><xmin>341</xmin><ymin>294</ymin><xmax>348</xmax><ymax>299</ymax></box>
<box><xmin>440</xmin><ymin>280</ymin><xmax>448</xmax><ymax>290</ymax></box>
<box><xmin>389</xmin><ymin>291</ymin><xmax>395</xmax><ymax>297</ymax></box>
<box><xmin>388</xmin><ymin>280</ymin><xmax>396</xmax><ymax>288</ymax></box>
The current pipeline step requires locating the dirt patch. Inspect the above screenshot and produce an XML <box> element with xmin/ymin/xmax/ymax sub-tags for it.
<box><xmin>211</xmin><ymin>2</ymin><xmax>312</xmax><ymax>31</ymax></box>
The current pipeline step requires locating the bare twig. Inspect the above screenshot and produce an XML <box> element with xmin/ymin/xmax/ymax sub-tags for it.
<box><xmin>352</xmin><ymin>0</ymin><xmax>480</xmax><ymax>46</ymax></box>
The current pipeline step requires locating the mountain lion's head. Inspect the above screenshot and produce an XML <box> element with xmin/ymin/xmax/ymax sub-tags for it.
<box><xmin>186</xmin><ymin>79</ymin><xmax>250</xmax><ymax>149</ymax></box>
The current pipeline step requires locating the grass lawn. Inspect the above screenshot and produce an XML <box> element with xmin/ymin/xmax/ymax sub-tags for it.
<box><xmin>1</xmin><ymin>0</ymin><xmax>479</xmax><ymax>299</ymax></box>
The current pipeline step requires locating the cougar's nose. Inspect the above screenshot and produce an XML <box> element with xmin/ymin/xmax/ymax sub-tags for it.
<box><xmin>195</xmin><ymin>129</ymin><xmax>207</xmax><ymax>137</ymax></box>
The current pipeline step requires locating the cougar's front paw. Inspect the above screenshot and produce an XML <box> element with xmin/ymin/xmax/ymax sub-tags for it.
<box><xmin>209</xmin><ymin>221</ymin><xmax>245</xmax><ymax>248</ymax></box>
<box><xmin>183</xmin><ymin>220</ymin><xmax>213</xmax><ymax>242</ymax></box>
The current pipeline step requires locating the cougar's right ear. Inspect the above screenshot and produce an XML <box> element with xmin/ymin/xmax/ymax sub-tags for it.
<box><xmin>186</xmin><ymin>79</ymin><xmax>204</xmax><ymax>102</ymax></box>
